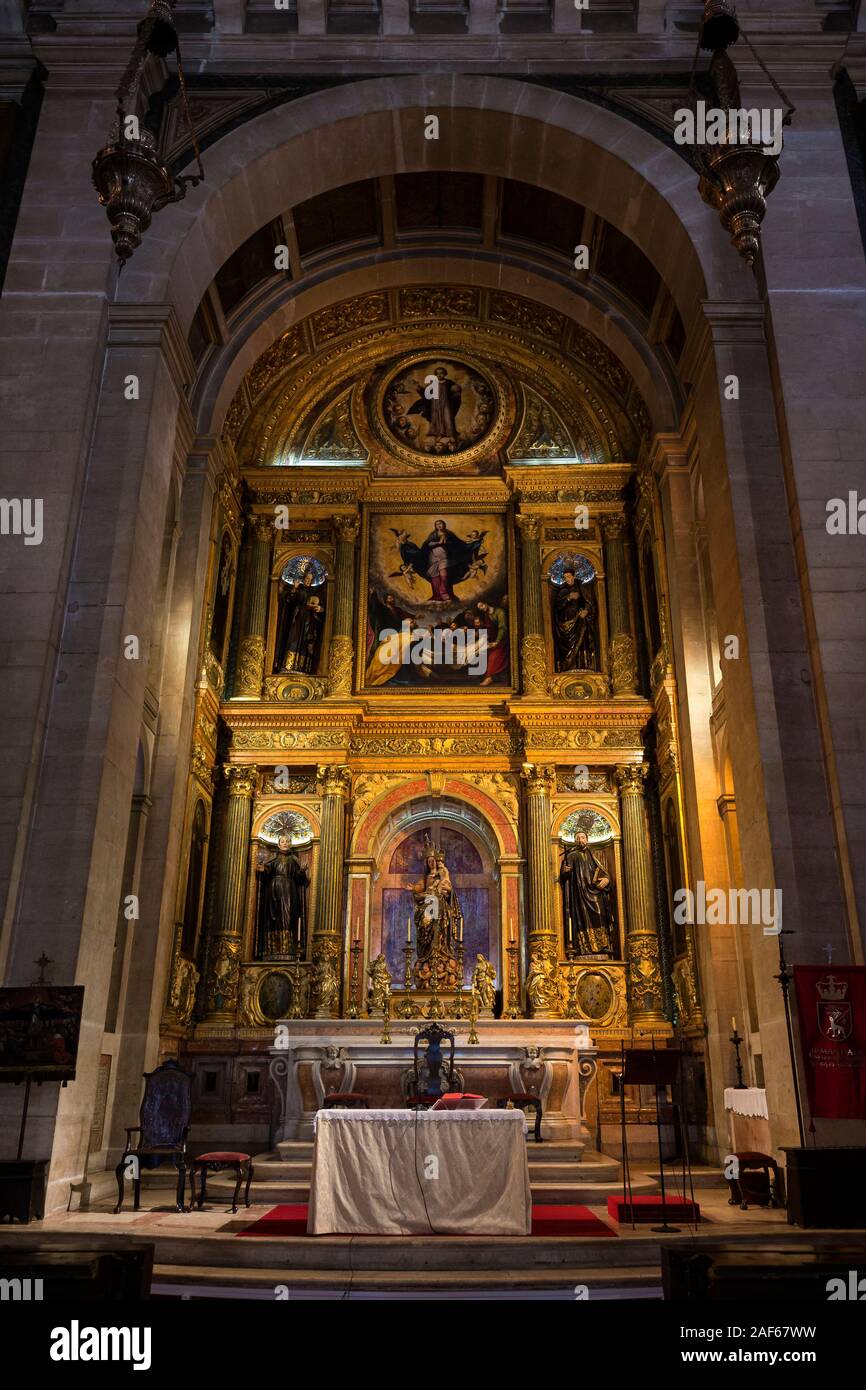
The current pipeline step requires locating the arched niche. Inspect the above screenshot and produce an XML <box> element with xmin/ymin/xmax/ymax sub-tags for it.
<box><xmin>552</xmin><ymin>800</ymin><xmax>623</xmax><ymax>960</ymax></box>
<box><xmin>357</xmin><ymin>791</ymin><xmax>509</xmax><ymax>988</ymax></box>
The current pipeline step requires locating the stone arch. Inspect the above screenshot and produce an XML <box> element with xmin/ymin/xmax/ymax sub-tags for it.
<box><xmin>126</xmin><ymin>75</ymin><xmax>746</xmax><ymax>331</ymax></box>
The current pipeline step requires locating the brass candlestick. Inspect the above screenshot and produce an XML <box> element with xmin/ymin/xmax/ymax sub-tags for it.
<box><xmin>403</xmin><ymin>940</ymin><xmax>413</xmax><ymax>992</ymax></box>
<box><xmin>454</xmin><ymin>938</ymin><xmax>465</xmax><ymax>1018</ymax></box>
<box><xmin>467</xmin><ymin>988</ymin><xmax>480</xmax><ymax>1045</ymax></box>
<box><xmin>289</xmin><ymin>959</ymin><xmax>303</xmax><ymax>1019</ymax></box>
<box><xmin>506</xmin><ymin>937</ymin><xmax>521</xmax><ymax>1019</ymax></box>
<box><xmin>380</xmin><ymin>988</ymin><xmax>392</xmax><ymax>1044</ymax></box>
<box><xmin>347</xmin><ymin>936</ymin><xmax>361</xmax><ymax>1020</ymax></box>
<box><xmin>564</xmin><ymin>963</ymin><xmax>579</xmax><ymax>1019</ymax></box>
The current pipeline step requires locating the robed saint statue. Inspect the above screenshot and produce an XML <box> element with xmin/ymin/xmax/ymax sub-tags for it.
<box><xmin>411</xmin><ymin>834</ymin><xmax>463</xmax><ymax>990</ymax></box>
<box><xmin>559</xmin><ymin>832</ymin><xmax>616</xmax><ymax>957</ymax></box>
<box><xmin>256</xmin><ymin>834</ymin><xmax>309</xmax><ymax>958</ymax></box>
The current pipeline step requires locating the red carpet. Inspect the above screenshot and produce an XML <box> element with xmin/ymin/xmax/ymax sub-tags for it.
<box><xmin>239</xmin><ymin>1204</ymin><xmax>615</xmax><ymax>1238</ymax></box>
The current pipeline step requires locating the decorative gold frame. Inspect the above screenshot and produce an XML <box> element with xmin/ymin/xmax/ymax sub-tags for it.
<box><xmin>358</xmin><ymin>348</ymin><xmax>515</xmax><ymax>473</ymax></box>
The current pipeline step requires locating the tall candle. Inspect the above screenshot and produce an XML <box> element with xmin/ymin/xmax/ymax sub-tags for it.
<box><xmin>509</xmin><ymin>917</ymin><xmax>515</xmax><ymax>942</ymax></box>
<box><xmin>731</xmin><ymin>1016</ymin><xmax>737</xmax><ymax>1033</ymax></box>
<box><xmin>407</xmin><ymin>916</ymin><xmax>412</xmax><ymax>943</ymax></box>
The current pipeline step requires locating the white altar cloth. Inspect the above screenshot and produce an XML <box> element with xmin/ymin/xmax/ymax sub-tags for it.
<box><xmin>307</xmin><ymin>1108</ymin><xmax>532</xmax><ymax>1236</ymax></box>
<box><xmin>724</xmin><ymin>1087</ymin><xmax>769</xmax><ymax>1120</ymax></box>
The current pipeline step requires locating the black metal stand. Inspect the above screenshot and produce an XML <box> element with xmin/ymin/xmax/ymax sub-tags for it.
<box><xmin>774</xmin><ymin>929</ymin><xmax>807</xmax><ymax>1146</ymax></box>
<box><xmin>621</xmin><ymin>1041</ymin><xmax>684</xmax><ymax>1234</ymax></box>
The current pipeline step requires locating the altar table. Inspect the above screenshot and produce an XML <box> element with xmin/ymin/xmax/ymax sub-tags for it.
<box><xmin>307</xmin><ymin>1108</ymin><xmax>532</xmax><ymax>1235</ymax></box>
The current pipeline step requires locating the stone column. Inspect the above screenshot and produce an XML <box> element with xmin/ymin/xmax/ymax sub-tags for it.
<box><xmin>602</xmin><ymin>515</ymin><xmax>638</xmax><ymax>695</ymax></box>
<box><xmin>614</xmin><ymin>764</ymin><xmax>666</xmax><ymax>1023</ymax></box>
<box><xmin>520</xmin><ymin>763</ymin><xmax>559</xmax><ymax>1018</ymax></box>
<box><xmin>327</xmin><ymin>514</ymin><xmax>359</xmax><ymax>696</ymax></box>
<box><xmin>234</xmin><ymin>518</ymin><xmax>272</xmax><ymax>698</ymax></box>
<box><xmin>202</xmin><ymin>765</ymin><xmax>257</xmax><ymax>1024</ymax></box>
<box><xmin>516</xmin><ymin>513</ymin><xmax>548</xmax><ymax>696</ymax></box>
<box><xmin>312</xmin><ymin>765</ymin><xmax>351</xmax><ymax>1016</ymax></box>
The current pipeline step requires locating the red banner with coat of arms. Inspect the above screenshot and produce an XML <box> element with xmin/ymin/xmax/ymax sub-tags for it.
<box><xmin>793</xmin><ymin>966</ymin><xmax>866</xmax><ymax>1120</ymax></box>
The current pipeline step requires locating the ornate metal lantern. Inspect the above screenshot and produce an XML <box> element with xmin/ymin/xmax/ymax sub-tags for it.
<box><xmin>92</xmin><ymin>0</ymin><xmax>204</xmax><ymax>265</ymax></box>
<box><xmin>693</xmin><ymin>0</ymin><xmax>795</xmax><ymax>268</ymax></box>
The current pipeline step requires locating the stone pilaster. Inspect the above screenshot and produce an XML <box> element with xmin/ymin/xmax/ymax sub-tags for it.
<box><xmin>327</xmin><ymin>514</ymin><xmax>359</xmax><ymax>696</ymax></box>
<box><xmin>202</xmin><ymin>765</ymin><xmax>257</xmax><ymax>1023</ymax></box>
<box><xmin>312</xmin><ymin>764</ymin><xmax>351</xmax><ymax>1016</ymax></box>
<box><xmin>602</xmin><ymin>514</ymin><xmax>638</xmax><ymax>696</ymax></box>
<box><xmin>516</xmin><ymin>513</ymin><xmax>548</xmax><ymax>696</ymax></box>
<box><xmin>614</xmin><ymin>763</ymin><xmax>666</xmax><ymax>1023</ymax></box>
<box><xmin>234</xmin><ymin>518</ymin><xmax>272</xmax><ymax>698</ymax></box>
<box><xmin>520</xmin><ymin>762</ymin><xmax>559</xmax><ymax>1017</ymax></box>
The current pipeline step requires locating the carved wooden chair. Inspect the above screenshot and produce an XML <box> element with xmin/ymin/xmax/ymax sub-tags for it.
<box><xmin>114</xmin><ymin>1059</ymin><xmax>192</xmax><ymax>1213</ymax></box>
<box><xmin>407</xmin><ymin>1022</ymin><xmax>457</xmax><ymax>1108</ymax></box>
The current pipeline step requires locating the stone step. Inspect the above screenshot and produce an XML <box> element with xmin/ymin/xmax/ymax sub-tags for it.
<box><xmin>152</xmin><ymin>1263</ymin><xmax>662</xmax><ymax>1295</ymax></box>
<box><xmin>646</xmin><ymin>1166</ymin><xmax>726</xmax><ymax>1191</ymax></box>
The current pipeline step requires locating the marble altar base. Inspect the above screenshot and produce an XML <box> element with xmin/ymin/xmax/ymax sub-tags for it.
<box><xmin>269</xmin><ymin>1019</ymin><xmax>597</xmax><ymax>1147</ymax></box>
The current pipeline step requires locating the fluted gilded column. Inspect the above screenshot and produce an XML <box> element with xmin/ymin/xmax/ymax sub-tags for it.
<box><xmin>202</xmin><ymin>765</ymin><xmax>257</xmax><ymax>1023</ymax></box>
<box><xmin>327</xmin><ymin>513</ymin><xmax>359</xmax><ymax>695</ymax></box>
<box><xmin>312</xmin><ymin>764</ymin><xmax>351</xmax><ymax>1016</ymax></box>
<box><xmin>614</xmin><ymin>763</ymin><xmax>666</xmax><ymax>1022</ymax></box>
<box><xmin>602</xmin><ymin>514</ymin><xmax>638</xmax><ymax>696</ymax></box>
<box><xmin>520</xmin><ymin>762</ymin><xmax>559</xmax><ymax>1017</ymax></box>
<box><xmin>234</xmin><ymin>517</ymin><xmax>272</xmax><ymax>698</ymax></box>
<box><xmin>516</xmin><ymin>512</ymin><xmax>548</xmax><ymax>696</ymax></box>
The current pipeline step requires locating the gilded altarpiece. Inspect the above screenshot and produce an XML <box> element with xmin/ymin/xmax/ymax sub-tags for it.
<box><xmin>163</xmin><ymin>287</ymin><xmax>698</xmax><ymax>1150</ymax></box>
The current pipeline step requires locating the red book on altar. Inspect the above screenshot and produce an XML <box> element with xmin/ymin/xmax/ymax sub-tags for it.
<box><xmin>431</xmin><ymin>1094</ymin><xmax>487</xmax><ymax>1110</ymax></box>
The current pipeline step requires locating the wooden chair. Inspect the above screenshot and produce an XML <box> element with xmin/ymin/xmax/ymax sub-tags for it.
<box><xmin>114</xmin><ymin>1059</ymin><xmax>192</xmax><ymax>1213</ymax></box>
<box><xmin>188</xmin><ymin>1152</ymin><xmax>254</xmax><ymax>1213</ymax></box>
<box><xmin>407</xmin><ymin>1022</ymin><xmax>456</xmax><ymax>1108</ymax></box>
<box><xmin>726</xmin><ymin>1151</ymin><xmax>782</xmax><ymax>1210</ymax></box>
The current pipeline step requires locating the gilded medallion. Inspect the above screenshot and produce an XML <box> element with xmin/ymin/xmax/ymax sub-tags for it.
<box><xmin>361</xmin><ymin>351</ymin><xmax>513</xmax><ymax>473</ymax></box>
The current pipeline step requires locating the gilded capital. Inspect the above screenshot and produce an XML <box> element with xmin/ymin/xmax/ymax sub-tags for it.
<box><xmin>223</xmin><ymin>764</ymin><xmax>258</xmax><ymax>799</ymax></box>
<box><xmin>515</xmin><ymin>512</ymin><xmax>541</xmax><ymax>542</ymax></box>
<box><xmin>317</xmin><ymin>764</ymin><xmax>352</xmax><ymax>798</ymax></box>
<box><xmin>253</xmin><ymin>516</ymin><xmax>275</xmax><ymax>543</ymax></box>
<box><xmin>614</xmin><ymin>763</ymin><xmax>649</xmax><ymax>797</ymax></box>
<box><xmin>521</xmin><ymin>762</ymin><xmax>555</xmax><ymax>798</ymax></box>
<box><xmin>333</xmin><ymin>513</ymin><xmax>360</xmax><ymax>544</ymax></box>
<box><xmin>601</xmin><ymin>513</ymin><xmax>628</xmax><ymax>542</ymax></box>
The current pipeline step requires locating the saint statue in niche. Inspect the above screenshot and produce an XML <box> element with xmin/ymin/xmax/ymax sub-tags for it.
<box><xmin>559</xmin><ymin>831</ymin><xmax>616</xmax><ymax>958</ymax></box>
<box><xmin>412</xmin><ymin>834</ymin><xmax>463</xmax><ymax>975</ymax></box>
<box><xmin>550</xmin><ymin>562</ymin><xmax>599</xmax><ymax>672</ymax></box>
<box><xmin>256</xmin><ymin>835</ymin><xmax>309</xmax><ymax>958</ymax></box>
<box><xmin>273</xmin><ymin>560</ymin><xmax>326</xmax><ymax>674</ymax></box>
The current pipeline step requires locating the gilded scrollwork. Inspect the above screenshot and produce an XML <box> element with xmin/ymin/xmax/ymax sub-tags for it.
<box><xmin>235</xmin><ymin>633</ymin><xmax>265</xmax><ymax>698</ymax></box>
<box><xmin>205</xmin><ymin>937</ymin><xmax>241</xmax><ymax>1013</ymax></box>
<box><xmin>167</xmin><ymin>954</ymin><xmax>199</xmax><ymax>1028</ymax></box>
<box><xmin>608</xmin><ymin>631</ymin><xmax>638</xmax><ymax>695</ymax></box>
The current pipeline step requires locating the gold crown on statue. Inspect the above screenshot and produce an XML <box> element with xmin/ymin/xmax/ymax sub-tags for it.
<box><xmin>817</xmin><ymin>975</ymin><xmax>847</xmax><ymax>1002</ymax></box>
<box><xmin>423</xmin><ymin>832</ymin><xmax>441</xmax><ymax>859</ymax></box>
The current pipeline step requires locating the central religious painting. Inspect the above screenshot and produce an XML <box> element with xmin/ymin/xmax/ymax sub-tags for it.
<box><xmin>361</xmin><ymin>508</ymin><xmax>514</xmax><ymax>691</ymax></box>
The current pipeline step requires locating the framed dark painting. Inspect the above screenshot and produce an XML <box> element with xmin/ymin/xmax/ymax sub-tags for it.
<box><xmin>360</xmin><ymin>508</ymin><xmax>515</xmax><ymax>693</ymax></box>
<box><xmin>0</xmin><ymin>986</ymin><xmax>85</xmax><ymax>1082</ymax></box>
